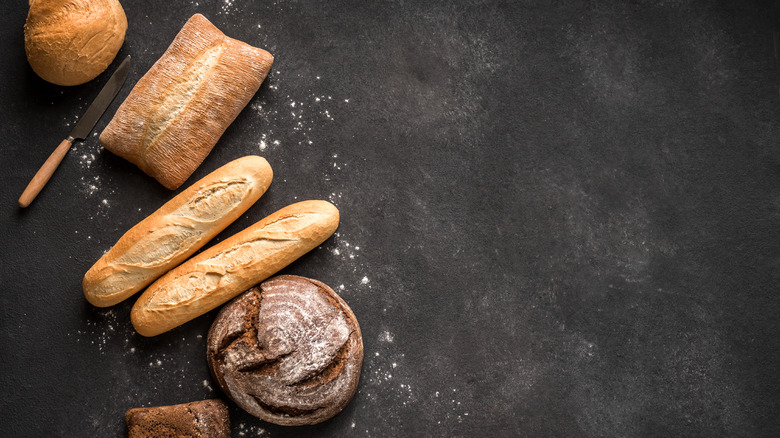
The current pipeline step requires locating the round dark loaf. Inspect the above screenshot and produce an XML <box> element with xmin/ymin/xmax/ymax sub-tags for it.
<box><xmin>207</xmin><ymin>275</ymin><xmax>363</xmax><ymax>426</ymax></box>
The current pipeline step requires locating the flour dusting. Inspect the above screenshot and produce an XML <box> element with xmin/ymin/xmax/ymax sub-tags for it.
<box><xmin>251</xmin><ymin>70</ymin><xmax>350</xmax><ymax>151</ymax></box>
<box><xmin>236</xmin><ymin>422</ymin><xmax>266</xmax><ymax>436</ymax></box>
<box><xmin>71</xmin><ymin>140</ymin><xmax>109</xmax><ymax>199</ymax></box>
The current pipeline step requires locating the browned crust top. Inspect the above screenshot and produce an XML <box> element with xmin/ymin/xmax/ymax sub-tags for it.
<box><xmin>207</xmin><ymin>275</ymin><xmax>363</xmax><ymax>426</ymax></box>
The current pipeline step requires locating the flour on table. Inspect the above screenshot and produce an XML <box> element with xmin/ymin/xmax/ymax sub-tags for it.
<box><xmin>326</xmin><ymin>232</ymin><xmax>372</xmax><ymax>291</ymax></box>
<box><xmin>331</xmin><ymin>153</ymin><xmax>347</xmax><ymax>171</ymax></box>
<box><xmin>70</xmin><ymin>141</ymin><xmax>117</xmax><ymax>214</ymax></box>
<box><xmin>236</xmin><ymin>422</ymin><xmax>266</xmax><ymax>437</ymax></box>
<box><xmin>251</xmin><ymin>70</ymin><xmax>350</xmax><ymax>150</ymax></box>
<box><xmin>70</xmin><ymin>309</ymin><xmax>125</xmax><ymax>354</ymax></box>
<box><xmin>379</xmin><ymin>330</ymin><xmax>393</xmax><ymax>343</ymax></box>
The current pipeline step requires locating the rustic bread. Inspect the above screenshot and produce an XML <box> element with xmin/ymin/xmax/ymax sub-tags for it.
<box><xmin>100</xmin><ymin>13</ymin><xmax>274</xmax><ymax>189</ymax></box>
<box><xmin>125</xmin><ymin>399</ymin><xmax>230</xmax><ymax>438</ymax></box>
<box><xmin>207</xmin><ymin>276</ymin><xmax>363</xmax><ymax>425</ymax></box>
<box><xmin>83</xmin><ymin>156</ymin><xmax>273</xmax><ymax>307</ymax></box>
<box><xmin>131</xmin><ymin>200</ymin><xmax>340</xmax><ymax>337</ymax></box>
<box><xmin>24</xmin><ymin>0</ymin><xmax>127</xmax><ymax>86</ymax></box>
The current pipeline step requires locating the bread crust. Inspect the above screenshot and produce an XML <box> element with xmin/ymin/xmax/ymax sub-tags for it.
<box><xmin>24</xmin><ymin>0</ymin><xmax>127</xmax><ymax>86</ymax></box>
<box><xmin>125</xmin><ymin>399</ymin><xmax>230</xmax><ymax>438</ymax></box>
<box><xmin>83</xmin><ymin>156</ymin><xmax>273</xmax><ymax>307</ymax></box>
<box><xmin>206</xmin><ymin>276</ymin><xmax>363</xmax><ymax>426</ymax></box>
<box><xmin>131</xmin><ymin>200</ymin><xmax>340</xmax><ymax>337</ymax></box>
<box><xmin>99</xmin><ymin>13</ymin><xmax>274</xmax><ymax>189</ymax></box>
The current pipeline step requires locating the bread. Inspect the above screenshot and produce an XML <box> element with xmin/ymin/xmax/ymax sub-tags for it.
<box><xmin>99</xmin><ymin>13</ymin><xmax>274</xmax><ymax>190</ymax></box>
<box><xmin>83</xmin><ymin>156</ymin><xmax>273</xmax><ymax>307</ymax></box>
<box><xmin>131</xmin><ymin>200</ymin><xmax>340</xmax><ymax>337</ymax></box>
<box><xmin>125</xmin><ymin>399</ymin><xmax>230</xmax><ymax>437</ymax></box>
<box><xmin>207</xmin><ymin>276</ymin><xmax>362</xmax><ymax>425</ymax></box>
<box><xmin>24</xmin><ymin>0</ymin><xmax>127</xmax><ymax>86</ymax></box>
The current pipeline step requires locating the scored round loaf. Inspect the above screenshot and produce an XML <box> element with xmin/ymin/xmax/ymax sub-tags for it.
<box><xmin>207</xmin><ymin>276</ymin><xmax>363</xmax><ymax>426</ymax></box>
<box><xmin>24</xmin><ymin>0</ymin><xmax>127</xmax><ymax>86</ymax></box>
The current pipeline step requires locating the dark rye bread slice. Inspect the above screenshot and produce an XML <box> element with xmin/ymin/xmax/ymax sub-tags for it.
<box><xmin>207</xmin><ymin>275</ymin><xmax>363</xmax><ymax>426</ymax></box>
<box><xmin>125</xmin><ymin>399</ymin><xmax>230</xmax><ymax>437</ymax></box>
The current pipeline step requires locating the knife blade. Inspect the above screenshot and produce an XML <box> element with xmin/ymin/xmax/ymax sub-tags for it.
<box><xmin>18</xmin><ymin>55</ymin><xmax>131</xmax><ymax>208</ymax></box>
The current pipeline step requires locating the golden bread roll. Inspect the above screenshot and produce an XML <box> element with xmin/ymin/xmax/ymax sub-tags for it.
<box><xmin>131</xmin><ymin>200</ymin><xmax>340</xmax><ymax>337</ymax></box>
<box><xmin>83</xmin><ymin>156</ymin><xmax>273</xmax><ymax>307</ymax></box>
<box><xmin>25</xmin><ymin>0</ymin><xmax>127</xmax><ymax>86</ymax></box>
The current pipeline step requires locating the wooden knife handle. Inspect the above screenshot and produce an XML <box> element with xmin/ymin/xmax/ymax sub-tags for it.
<box><xmin>18</xmin><ymin>137</ymin><xmax>74</xmax><ymax>208</ymax></box>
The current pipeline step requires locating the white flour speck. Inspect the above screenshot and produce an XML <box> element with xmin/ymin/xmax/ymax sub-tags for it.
<box><xmin>251</xmin><ymin>71</ymin><xmax>348</xmax><ymax>150</ymax></box>
<box><xmin>380</xmin><ymin>331</ymin><xmax>394</xmax><ymax>343</ymax></box>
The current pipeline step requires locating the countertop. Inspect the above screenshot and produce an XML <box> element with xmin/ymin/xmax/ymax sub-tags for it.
<box><xmin>1</xmin><ymin>1</ymin><xmax>779</xmax><ymax>436</ymax></box>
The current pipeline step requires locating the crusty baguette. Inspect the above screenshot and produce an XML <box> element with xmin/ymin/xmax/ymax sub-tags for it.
<box><xmin>83</xmin><ymin>156</ymin><xmax>273</xmax><ymax>307</ymax></box>
<box><xmin>99</xmin><ymin>13</ymin><xmax>274</xmax><ymax>189</ymax></box>
<box><xmin>131</xmin><ymin>200</ymin><xmax>340</xmax><ymax>337</ymax></box>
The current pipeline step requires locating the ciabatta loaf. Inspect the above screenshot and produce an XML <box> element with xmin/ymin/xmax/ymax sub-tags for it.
<box><xmin>83</xmin><ymin>156</ymin><xmax>273</xmax><ymax>307</ymax></box>
<box><xmin>100</xmin><ymin>13</ymin><xmax>273</xmax><ymax>189</ymax></box>
<box><xmin>131</xmin><ymin>200</ymin><xmax>340</xmax><ymax>337</ymax></box>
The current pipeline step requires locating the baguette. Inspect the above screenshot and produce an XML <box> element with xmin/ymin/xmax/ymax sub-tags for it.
<box><xmin>100</xmin><ymin>13</ymin><xmax>274</xmax><ymax>189</ymax></box>
<box><xmin>131</xmin><ymin>200</ymin><xmax>340</xmax><ymax>337</ymax></box>
<box><xmin>83</xmin><ymin>156</ymin><xmax>273</xmax><ymax>307</ymax></box>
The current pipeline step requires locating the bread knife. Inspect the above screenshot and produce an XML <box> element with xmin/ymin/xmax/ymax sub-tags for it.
<box><xmin>18</xmin><ymin>55</ymin><xmax>131</xmax><ymax>208</ymax></box>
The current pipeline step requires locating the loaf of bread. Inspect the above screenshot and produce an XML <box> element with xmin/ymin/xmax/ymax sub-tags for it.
<box><xmin>83</xmin><ymin>156</ymin><xmax>273</xmax><ymax>307</ymax></box>
<box><xmin>207</xmin><ymin>276</ymin><xmax>363</xmax><ymax>425</ymax></box>
<box><xmin>126</xmin><ymin>399</ymin><xmax>230</xmax><ymax>438</ymax></box>
<box><xmin>100</xmin><ymin>13</ymin><xmax>274</xmax><ymax>190</ymax></box>
<box><xmin>131</xmin><ymin>200</ymin><xmax>340</xmax><ymax>337</ymax></box>
<box><xmin>25</xmin><ymin>0</ymin><xmax>127</xmax><ymax>86</ymax></box>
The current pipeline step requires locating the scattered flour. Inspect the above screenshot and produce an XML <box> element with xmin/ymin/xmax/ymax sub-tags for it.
<box><xmin>236</xmin><ymin>422</ymin><xmax>266</xmax><ymax>436</ymax></box>
<box><xmin>250</xmin><ymin>70</ymin><xmax>350</xmax><ymax>152</ymax></box>
<box><xmin>327</xmin><ymin>232</ymin><xmax>371</xmax><ymax>289</ymax></box>
<box><xmin>72</xmin><ymin>140</ymin><xmax>108</xmax><ymax>198</ymax></box>
<box><xmin>70</xmin><ymin>309</ymin><xmax>124</xmax><ymax>354</ymax></box>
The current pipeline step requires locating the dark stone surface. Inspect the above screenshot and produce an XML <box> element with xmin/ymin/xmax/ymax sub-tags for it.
<box><xmin>1</xmin><ymin>1</ymin><xmax>779</xmax><ymax>436</ymax></box>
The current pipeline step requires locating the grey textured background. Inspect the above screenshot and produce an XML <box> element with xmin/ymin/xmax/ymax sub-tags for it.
<box><xmin>1</xmin><ymin>0</ymin><xmax>779</xmax><ymax>436</ymax></box>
